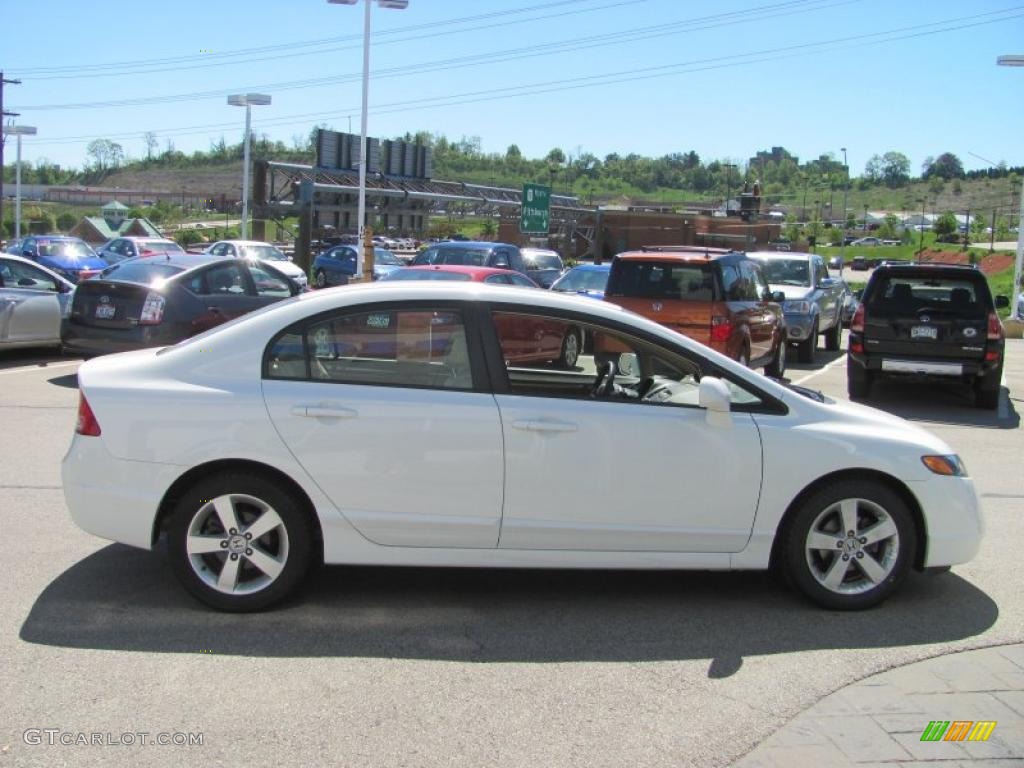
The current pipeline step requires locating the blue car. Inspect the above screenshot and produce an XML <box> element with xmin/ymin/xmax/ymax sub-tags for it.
<box><xmin>549</xmin><ymin>263</ymin><xmax>611</xmax><ymax>299</ymax></box>
<box><xmin>9</xmin><ymin>235</ymin><xmax>108</xmax><ymax>283</ymax></box>
<box><xmin>312</xmin><ymin>245</ymin><xmax>404</xmax><ymax>288</ymax></box>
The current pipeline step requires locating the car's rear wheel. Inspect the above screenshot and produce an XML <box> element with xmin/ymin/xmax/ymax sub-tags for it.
<box><xmin>765</xmin><ymin>337</ymin><xmax>786</xmax><ymax>378</ymax></box>
<box><xmin>558</xmin><ymin>327</ymin><xmax>581</xmax><ymax>369</ymax></box>
<box><xmin>798</xmin><ymin>320</ymin><xmax>818</xmax><ymax>363</ymax></box>
<box><xmin>782</xmin><ymin>481</ymin><xmax>915</xmax><ymax>610</ymax></box>
<box><xmin>847</xmin><ymin>363</ymin><xmax>873</xmax><ymax>399</ymax></box>
<box><xmin>315</xmin><ymin>269</ymin><xmax>328</xmax><ymax>289</ymax></box>
<box><xmin>975</xmin><ymin>368</ymin><xmax>1002</xmax><ymax>410</ymax></box>
<box><xmin>167</xmin><ymin>472</ymin><xmax>314</xmax><ymax>612</ymax></box>
<box><xmin>824</xmin><ymin>317</ymin><xmax>842</xmax><ymax>351</ymax></box>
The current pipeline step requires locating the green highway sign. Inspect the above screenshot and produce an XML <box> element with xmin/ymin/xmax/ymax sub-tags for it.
<box><xmin>520</xmin><ymin>183</ymin><xmax>551</xmax><ymax>234</ymax></box>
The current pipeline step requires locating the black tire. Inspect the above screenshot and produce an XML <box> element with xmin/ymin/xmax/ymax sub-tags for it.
<box><xmin>847</xmin><ymin>362</ymin><xmax>873</xmax><ymax>400</ymax></box>
<box><xmin>781</xmin><ymin>480</ymin><xmax>916</xmax><ymax>610</ymax></box>
<box><xmin>974</xmin><ymin>370</ymin><xmax>1002</xmax><ymax>410</ymax></box>
<box><xmin>824</xmin><ymin>317</ymin><xmax>842</xmax><ymax>351</ymax></box>
<box><xmin>765</xmin><ymin>338</ymin><xmax>786</xmax><ymax>378</ymax></box>
<box><xmin>558</xmin><ymin>327</ymin><xmax>582</xmax><ymax>369</ymax></box>
<box><xmin>166</xmin><ymin>471</ymin><xmax>315</xmax><ymax>612</ymax></box>
<box><xmin>315</xmin><ymin>269</ymin><xmax>328</xmax><ymax>289</ymax></box>
<box><xmin>797</xmin><ymin>320</ymin><xmax>818</xmax><ymax>363</ymax></box>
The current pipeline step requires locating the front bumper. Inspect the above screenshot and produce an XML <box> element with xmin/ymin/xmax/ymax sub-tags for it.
<box><xmin>62</xmin><ymin>434</ymin><xmax>183</xmax><ymax>550</ymax></box>
<box><xmin>784</xmin><ymin>313</ymin><xmax>814</xmax><ymax>341</ymax></box>
<box><xmin>910</xmin><ymin>474</ymin><xmax>984</xmax><ymax>567</ymax></box>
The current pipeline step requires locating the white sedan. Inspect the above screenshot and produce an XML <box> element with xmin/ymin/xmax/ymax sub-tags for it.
<box><xmin>0</xmin><ymin>253</ymin><xmax>75</xmax><ymax>349</ymax></box>
<box><xmin>62</xmin><ymin>282</ymin><xmax>983</xmax><ymax>612</ymax></box>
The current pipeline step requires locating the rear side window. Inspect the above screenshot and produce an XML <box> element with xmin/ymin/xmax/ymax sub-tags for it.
<box><xmin>867</xmin><ymin>275</ymin><xmax>986</xmax><ymax>313</ymax></box>
<box><xmin>415</xmin><ymin>247</ymin><xmax>492</xmax><ymax>267</ymax></box>
<box><xmin>607</xmin><ymin>261</ymin><xmax>718</xmax><ymax>301</ymax></box>
<box><xmin>265</xmin><ymin>308</ymin><xmax>474</xmax><ymax>390</ymax></box>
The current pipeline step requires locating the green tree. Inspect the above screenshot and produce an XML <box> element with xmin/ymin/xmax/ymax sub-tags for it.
<box><xmin>480</xmin><ymin>218</ymin><xmax>497</xmax><ymax>238</ymax></box>
<box><xmin>880</xmin><ymin>152</ymin><xmax>910</xmax><ymax>187</ymax></box>
<box><xmin>971</xmin><ymin>212</ymin><xmax>987</xmax><ymax>237</ymax></box>
<box><xmin>878</xmin><ymin>213</ymin><xmax>900</xmax><ymax>239</ymax></box>
<box><xmin>56</xmin><ymin>212</ymin><xmax>78</xmax><ymax>232</ymax></box>
<box><xmin>545</xmin><ymin>147</ymin><xmax>566</xmax><ymax>165</ymax></box>
<box><xmin>924</xmin><ymin>152</ymin><xmax>965</xmax><ymax>181</ymax></box>
<box><xmin>175</xmin><ymin>228</ymin><xmax>204</xmax><ymax>246</ymax></box>
<box><xmin>86</xmin><ymin>138</ymin><xmax>125</xmax><ymax>172</ymax></box>
<box><xmin>933</xmin><ymin>211</ymin><xmax>959</xmax><ymax>241</ymax></box>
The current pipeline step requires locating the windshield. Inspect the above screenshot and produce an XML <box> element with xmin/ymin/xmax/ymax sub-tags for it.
<box><xmin>373</xmin><ymin>248</ymin><xmax>403</xmax><ymax>266</ymax></box>
<box><xmin>552</xmin><ymin>268</ymin><xmax>609</xmax><ymax>293</ymax></box>
<box><xmin>867</xmin><ymin>275</ymin><xmax>984</xmax><ymax>312</ymax></box>
<box><xmin>417</xmin><ymin>247</ymin><xmax>492</xmax><ymax>266</ymax></box>
<box><xmin>100</xmin><ymin>261</ymin><xmax>183</xmax><ymax>284</ymax></box>
<box><xmin>523</xmin><ymin>252</ymin><xmax>562</xmax><ymax>270</ymax></box>
<box><xmin>384</xmin><ymin>269</ymin><xmax>472</xmax><ymax>282</ymax></box>
<box><xmin>37</xmin><ymin>240</ymin><xmax>96</xmax><ymax>260</ymax></box>
<box><xmin>756</xmin><ymin>258</ymin><xmax>810</xmax><ymax>286</ymax></box>
<box><xmin>241</xmin><ymin>244</ymin><xmax>288</xmax><ymax>261</ymax></box>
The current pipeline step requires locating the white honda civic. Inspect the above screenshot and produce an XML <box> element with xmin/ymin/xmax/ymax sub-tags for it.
<box><xmin>62</xmin><ymin>282</ymin><xmax>983</xmax><ymax>612</ymax></box>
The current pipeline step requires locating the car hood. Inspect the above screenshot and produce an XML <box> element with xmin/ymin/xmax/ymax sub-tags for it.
<box><xmin>39</xmin><ymin>254</ymin><xmax>107</xmax><ymax>271</ymax></box>
<box><xmin>769</xmin><ymin>284</ymin><xmax>814</xmax><ymax>301</ymax></box>
<box><xmin>270</xmin><ymin>260</ymin><xmax>305</xmax><ymax>278</ymax></box>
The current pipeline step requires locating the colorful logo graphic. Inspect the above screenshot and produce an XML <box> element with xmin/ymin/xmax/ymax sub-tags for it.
<box><xmin>920</xmin><ymin>721</ymin><xmax>997</xmax><ymax>742</ymax></box>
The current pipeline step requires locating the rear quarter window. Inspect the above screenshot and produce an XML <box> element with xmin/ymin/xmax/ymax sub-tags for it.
<box><xmin>607</xmin><ymin>261</ymin><xmax>719</xmax><ymax>301</ymax></box>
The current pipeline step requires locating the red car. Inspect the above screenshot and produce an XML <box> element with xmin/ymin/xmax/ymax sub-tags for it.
<box><xmin>383</xmin><ymin>265</ymin><xmax>582</xmax><ymax>368</ymax></box>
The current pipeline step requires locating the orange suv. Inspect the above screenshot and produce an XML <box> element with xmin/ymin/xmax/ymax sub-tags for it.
<box><xmin>602</xmin><ymin>246</ymin><xmax>787</xmax><ymax>374</ymax></box>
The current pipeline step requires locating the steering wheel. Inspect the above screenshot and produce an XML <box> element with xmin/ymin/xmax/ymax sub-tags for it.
<box><xmin>592</xmin><ymin>359</ymin><xmax>618</xmax><ymax>398</ymax></box>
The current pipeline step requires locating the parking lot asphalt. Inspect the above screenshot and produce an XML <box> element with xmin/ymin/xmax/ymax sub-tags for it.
<box><xmin>0</xmin><ymin>338</ymin><xmax>1021</xmax><ymax>767</ymax></box>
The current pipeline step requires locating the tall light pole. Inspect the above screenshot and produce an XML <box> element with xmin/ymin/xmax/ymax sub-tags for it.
<box><xmin>3</xmin><ymin>125</ymin><xmax>37</xmax><ymax>241</ymax></box>
<box><xmin>840</xmin><ymin>147</ymin><xmax>849</xmax><ymax>262</ymax></box>
<box><xmin>997</xmin><ymin>55</ymin><xmax>1024</xmax><ymax>319</ymax></box>
<box><xmin>328</xmin><ymin>0</ymin><xmax>409</xmax><ymax>279</ymax></box>
<box><xmin>227</xmin><ymin>93</ymin><xmax>271</xmax><ymax>240</ymax></box>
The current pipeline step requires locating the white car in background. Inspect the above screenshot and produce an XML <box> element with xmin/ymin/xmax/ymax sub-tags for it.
<box><xmin>0</xmin><ymin>253</ymin><xmax>75</xmax><ymax>350</ymax></box>
<box><xmin>63</xmin><ymin>282</ymin><xmax>982</xmax><ymax>612</ymax></box>
<box><xmin>205</xmin><ymin>240</ymin><xmax>308</xmax><ymax>289</ymax></box>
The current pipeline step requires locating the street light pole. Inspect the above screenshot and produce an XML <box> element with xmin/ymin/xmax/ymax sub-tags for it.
<box><xmin>997</xmin><ymin>55</ymin><xmax>1024</xmax><ymax>319</ymax></box>
<box><xmin>840</xmin><ymin>148</ymin><xmax>848</xmax><ymax>262</ymax></box>
<box><xmin>3</xmin><ymin>125</ymin><xmax>37</xmax><ymax>241</ymax></box>
<box><xmin>329</xmin><ymin>0</ymin><xmax>409</xmax><ymax>279</ymax></box>
<box><xmin>227</xmin><ymin>93</ymin><xmax>271</xmax><ymax>241</ymax></box>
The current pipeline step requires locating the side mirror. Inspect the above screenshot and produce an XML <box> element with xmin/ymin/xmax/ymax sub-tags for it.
<box><xmin>22</xmin><ymin>250</ymin><xmax>33</xmax><ymax>258</ymax></box>
<box><xmin>770</xmin><ymin>290</ymin><xmax>786</xmax><ymax>303</ymax></box>
<box><xmin>17</xmin><ymin>278</ymin><xmax>35</xmax><ymax>287</ymax></box>
<box><xmin>995</xmin><ymin>295</ymin><xmax>1009</xmax><ymax>309</ymax></box>
<box><xmin>819</xmin><ymin>277</ymin><xmax>836</xmax><ymax>288</ymax></box>
<box><xmin>699</xmin><ymin>376</ymin><xmax>732</xmax><ymax>413</ymax></box>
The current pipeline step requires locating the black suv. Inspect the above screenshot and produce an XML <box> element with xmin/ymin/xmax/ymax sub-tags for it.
<box><xmin>847</xmin><ymin>263</ymin><xmax>1010</xmax><ymax>409</ymax></box>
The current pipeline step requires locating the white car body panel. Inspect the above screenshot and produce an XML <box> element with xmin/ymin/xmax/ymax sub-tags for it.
<box><xmin>62</xmin><ymin>282</ymin><xmax>983</xmax><ymax>576</ymax></box>
<box><xmin>0</xmin><ymin>254</ymin><xmax>74</xmax><ymax>347</ymax></box>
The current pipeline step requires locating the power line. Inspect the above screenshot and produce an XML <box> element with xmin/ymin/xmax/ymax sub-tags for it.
<box><xmin>23</xmin><ymin>7</ymin><xmax>1023</xmax><ymax>151</ymax></box>
<box><xmin>12</xmin><ymin>0</ymin><xmax>843</xmax><ymax>109</ymax></box>
<box><xmin>11</xmin><ymin>0</ymin><xmax>641</xmax><ymax>77</ymax></box>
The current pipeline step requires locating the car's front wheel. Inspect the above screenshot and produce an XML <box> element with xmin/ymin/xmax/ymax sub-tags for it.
<box><xmin>315</xmin><ymin>269</ymin><xmax>328</xmax><ymax>289</ymax></box>
<box><xmin>167</xmin><ymin>472</ymin><xmax>314</xmax><ymax>612</ymax></box>
<box><xmin>765</xmin><ymin>337</ymin><xmax>786</xmax><ymax>378</ymax></box>
<box><xmin>824</xmin><ymin>316</ymin><xmax>842</xmax><ymax>351</ymax></box>
<box><xmin>782</xmin><ymin>480</ymin><xmax>915</xmax><ymax>610</ymax></box>
<box><xmin>798</xmin><ymin>320</ymin><xmax>818</xmax><ymax>363</ymax></box>
<box><xmin>558</xmin><ymin>328</ymin><xmax>581</xmax><ymax>369</ymax></box>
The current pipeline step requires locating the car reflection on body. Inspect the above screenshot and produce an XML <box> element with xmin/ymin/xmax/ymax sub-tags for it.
<box><xmin>63</xmin><ymin>281</ymin><xmax>982</xmax><ymax>613</ymax></box>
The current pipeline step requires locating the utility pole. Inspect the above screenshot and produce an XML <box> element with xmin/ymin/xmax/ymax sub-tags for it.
<box><xmin>1</xmin><ymin>72</ymin><xmax>24</xmax><ymax>241</ymax></box>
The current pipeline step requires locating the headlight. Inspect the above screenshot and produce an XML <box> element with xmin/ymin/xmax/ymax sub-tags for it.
<box><xmin>921</xmin><ymin>455</ymin><xmax>967</xmax><ymax>477</ymax></box>
<box><xmin>784</xmin><ymin>300</ymin><xmax>812</xmax><ymax>314</ymax></box>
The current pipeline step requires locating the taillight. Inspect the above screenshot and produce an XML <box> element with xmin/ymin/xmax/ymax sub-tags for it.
<box><xmin>139</xmin><ymin>292</ymin><xmax>165</xmax><ymax>325</ymax></box>
<box><xmin>76</xmin><ymin>393</ymin><xmax>101</xmax><ymax>436</ymax></box>
<box><xmin>987</xmin><ymin>311</ymin><xmax>1003</xmax><ymax>341</ymax></box>
<box><xmin>851</xmin><ymin>304</ymin><xmax>865</xmax><ymax>333</ymax></box>
<box><xmin>141</xmin><ymin>248</ymin><xmax>155</xmax><ymax>257</ymax></box>
<box><xmin>710</xmin><ymin>315</ymin><xmax>732</xmax><ymax>342</ymax></box>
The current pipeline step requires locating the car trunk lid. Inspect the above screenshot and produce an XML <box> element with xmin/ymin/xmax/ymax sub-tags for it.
<box><xmin>69</xmin><ymin>280</ymin><xmax>158</xmax><ymax>330</ymax></box>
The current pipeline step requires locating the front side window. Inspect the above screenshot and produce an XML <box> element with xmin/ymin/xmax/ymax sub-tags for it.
<box><xmin>0</xmin><ymin>258</ymin><xmax>58</xmax><ymax>292</ymax></box>
<box><xmin>248</xmin><ymin>263</ymin><xmax>292</xmax><ymax>297</ymax></box>
<box><xmin>266</xmin><ymin>307</ymin><xmax>473</xmax><ymax>390</ymax></box>
<box><xmin>491</xmin><ymin>310</ymin><xmax>763</xmax><ymax>408</ymax></box>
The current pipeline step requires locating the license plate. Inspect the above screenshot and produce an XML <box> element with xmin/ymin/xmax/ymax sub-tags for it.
<box><xmin>94</xmin><ymin>304</ymin><xmax>116</xmax><ymax>320</ymax></box>
<box><xmin>910</xmin><ymin>325</ymin><xmax>937</xmax><ymax>340</ymax></box>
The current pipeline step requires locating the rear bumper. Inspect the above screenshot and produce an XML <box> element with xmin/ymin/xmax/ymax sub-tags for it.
<box><xmin>61</xmin><ymin>320</ymin><xmax>184</xmax><ymax>356</ymax></box>
<box><xmin>911</xmin><ymin>474</ymin><xmax>984</xmax><ymax>567</ymax></box>
<box><xmin>848</xmin><ymin>342</ymin><xmax>1001</xmax><ymax>381</ymax></box>
<box><xmin>62</xmin><ymin>434</ymin><xmax>183</xmax><ymax>550</ymax></box>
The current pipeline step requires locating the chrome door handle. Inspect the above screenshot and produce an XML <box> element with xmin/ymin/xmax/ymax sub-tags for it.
<box><xmin>511</xmin><ymin>419</ymin><xmax>578</xmax><ymax>433</ymax></box>
<box><xmin>290</xmin><ymin>405</ymin><xmax>358</xmax><ymax>419</ymax></box>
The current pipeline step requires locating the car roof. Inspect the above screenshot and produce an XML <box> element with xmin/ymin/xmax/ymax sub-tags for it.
<box><xmin>874</xmin><ymin>262</ymin><xmax>980</xmax><ymax>275</ymax></box>
<box><xmin>112</xmin><ymin>236</ymin><xmax>178</xmax><ymax>242</ymax></box>
<box><xmin>209</xmin><ymin>240</ymin><xmax>283</xmax><ymax>248</ymax></box>
<box><xmin>397</xmin><ymin>265</ymin><xmax>518</xmax><ymax>280</ymax></box>
<box><xmin>746</xmin><ymin>250</ymin><xmax>813</xmax><ymax>260</ymax></box>
<box><xmin>569</xmin><ymin>263</ymin><xmax>611</xmax><ymax>271</ymax></box>
<box><xmin>615</xmin><ymin>246</ymin><xmax>739</xmax><ymax>263</ymax></box>
<box><xmin>110</xmin><ymin>252</ymin><xmax>228</xmax><ymax>271</ymax></box>
<box><xmin>433</xmin><ymin>240</ymin><xmax>509</xmax><ymax>249</ymax></box>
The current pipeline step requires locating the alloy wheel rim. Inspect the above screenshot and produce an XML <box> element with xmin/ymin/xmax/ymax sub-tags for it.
<box><xmin>805</xmin><ymin>497</ymin><xmax>900</xmax><ymax>595</ymax></box>
<box><xmin>316</xmin><ymin>271</ymin><xmax>326</xmax><ymax>288</ymax></box>
<box><xmin>564</xmin><ymin>333</ymin><xmax>579</xmax><ymax>367</ymax></box>
<box><xmin>186</xmin><ymin>493</ymin><xmax>290</xmax><ymax>595</ymax></box>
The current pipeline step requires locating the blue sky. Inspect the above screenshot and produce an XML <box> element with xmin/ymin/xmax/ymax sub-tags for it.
<box><xmin>2</xmin><ymin>0</ymin><xmax>1023</xmax><ymax>176</ymax></box>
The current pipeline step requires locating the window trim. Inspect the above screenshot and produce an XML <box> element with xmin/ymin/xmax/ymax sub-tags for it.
<box><xmin>261</xmin><ymin>299</ymin><xmax>494</xmax><ymax>394</ymax></box>
<box><xmin>478</xmin><ymin>301</ymin><xmax>788</xmax><ymax>415</ymax></box>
